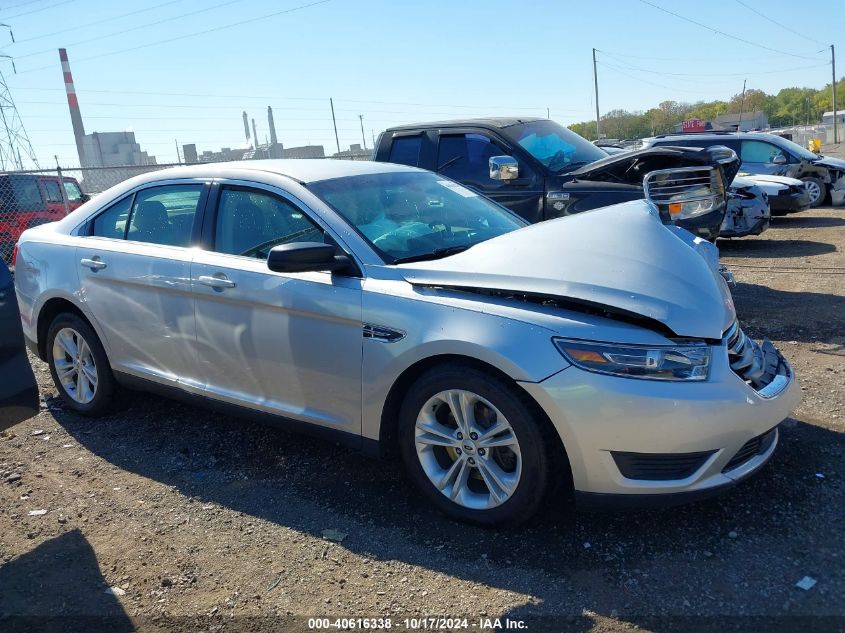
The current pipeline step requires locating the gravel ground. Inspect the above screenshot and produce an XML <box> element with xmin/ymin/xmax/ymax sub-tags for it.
<box><xmin>1</xmin><ymin>207</ymin><xmax>844</xmax><ymax>632</ymax></box>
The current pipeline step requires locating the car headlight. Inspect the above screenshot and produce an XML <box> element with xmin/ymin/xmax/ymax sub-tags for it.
<box><xmin>553</xmin><ymin>339</ymin><xmax>710</xmax><ymax>381</ymax></box>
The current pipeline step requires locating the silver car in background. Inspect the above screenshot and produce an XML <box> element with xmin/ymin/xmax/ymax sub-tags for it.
<box><xmin>13</xmin><ymin>160</ymin><xmax>799</xmax><ymax>524</ymax></box>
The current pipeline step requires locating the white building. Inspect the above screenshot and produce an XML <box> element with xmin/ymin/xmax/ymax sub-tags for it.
<box><xmin>81</xmin><ymin>131</ymin><xmax>156</xmax><ymax>167</ymax></box>
<box><xmin>822</xmin><ymin>111</ymin><xmax>845</xmax><ymax>125</ymax></box>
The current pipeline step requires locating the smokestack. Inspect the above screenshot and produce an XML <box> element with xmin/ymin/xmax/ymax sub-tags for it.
<box><xmin>242</xmin><ymin>111</ymin><xmax>251</xmax><ymax>147</ymax></box>
<box><xmin>59</xmin><ymin>48</ymin><xmax>87</xmax><ymax>166</ymax></box>
<box><xmin>252</xmin><ymin>118</ymin><xmax>259</xmax><ymax>152</ymax></box>
<box><xmin>267</xmin><ymin>106</ymin><xmax>278</xmax><ymax>145</ymax></box>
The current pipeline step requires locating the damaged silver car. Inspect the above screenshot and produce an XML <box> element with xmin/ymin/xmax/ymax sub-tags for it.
<box><xmin>720</xmin><ymin>176</ymin><xmax>771</xmax><ymax>238</ymax></box>
<box><xmin>14</xmin><ymin>160</ymin><xmax>799</xmax><ymax>525</ymax></box>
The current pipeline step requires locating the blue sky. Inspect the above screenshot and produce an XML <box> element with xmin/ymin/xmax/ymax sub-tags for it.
<box><xmin>1</xmin><ymin>0</ymin><xmax>841</xmax><ymax>166</ymax></box>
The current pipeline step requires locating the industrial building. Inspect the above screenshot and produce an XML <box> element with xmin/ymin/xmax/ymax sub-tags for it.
<box><xmin>60</xmin><ymin>48</ymin><xmax>156</xmax><ymax>167</ymax></box>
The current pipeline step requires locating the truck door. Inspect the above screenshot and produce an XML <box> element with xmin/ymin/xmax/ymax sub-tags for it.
<box><xmin>434</xmin><ymin>131</ymin><xmax>545</xmax><ymax>223</ymax></box>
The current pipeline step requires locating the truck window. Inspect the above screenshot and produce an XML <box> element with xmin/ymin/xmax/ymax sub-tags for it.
<box><xmin>9</xmin><ymin>177</ymin><xmax>45</xmax><ymax>211</ymax></box>
<box><xmin>388</xmin><ymin>136</ymin><xmax>422</xmax><ymax>166</ymax></box>
<box><xmin>43</xmin><ymin>180</ymin><xmax>63</xmax><ymax>203</ymax></box>
<box><xmin>437</xmin><ymin>133</ymin><xmax>510</xmax><ymax>185</ymax></box>
<box><xmin>63</xmin><ymin>180</ymin><xmax>83</xmax><ymax>202</ymax></box>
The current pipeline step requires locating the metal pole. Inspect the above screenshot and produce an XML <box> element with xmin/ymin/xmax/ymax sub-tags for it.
<box><xmin>359</xmin><ymin>114</ymin><xmax>367</xmax><ymax>150</ymax></box>
<box><xmin>175</xmin><ymin>139</ymin><xmax>181</xmax><ymax>164</ymax></box>
<box><xmin>592</xmin><ymin>48</ymin><xmax>601</xmax><ymax>138</ymax></box>
<box><xmin>330</xmin><ymin>98</ymin><xmax>340</xmax><ymax>154</ymax></box>
<box><xmin>56</xmin><ymin>163</ymin><xmax>70</xmax><ymax>216</ymax></box>
<box><xmin>738</xmin><ymin>79</ymin><xmax>746</xmax><ymax>131</ymax></box>
<box><xmin>547</xmin><ymin>107</ymin><xmax>550</xmax><ymax>120</ymax></box>
<box><xmin>806</xmin><ymin>95</ymin><xmax>810</xmax><ymax>127</ymax></box>
<box><xmin>832</xmin><ymin>44</ymin><xmax>838</xmax><ymax>144</ymax></box>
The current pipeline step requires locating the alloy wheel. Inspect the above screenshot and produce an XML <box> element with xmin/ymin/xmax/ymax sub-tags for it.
<box><xmin>804</xmin><ymin>180</ymin><xmax>822</xmax><ymax>206</ymax></box>
<box><xmin>414</xmin><ymin>389</ymin><xmax>522</xmax><ymax>510</ymax></box>
<box><xmin>52</xmin><ymin>327</ymin><xmax>98</xmax><ymax>404</ymax></box>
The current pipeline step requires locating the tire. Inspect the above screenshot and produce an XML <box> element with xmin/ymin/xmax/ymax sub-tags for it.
<box><xmin>46</xmin><ymin>312</ymin><xmax>115</xmax><ymax>416</ymax></box>
<box><xmin>800</xmin><ymin>177</ymin><xmax>826</xmax><ymax>208</ymax></box>
<box><xmin>397</xmin><ymin>363</ymin><xmax>556</xmax><ymax>526</ymax></box>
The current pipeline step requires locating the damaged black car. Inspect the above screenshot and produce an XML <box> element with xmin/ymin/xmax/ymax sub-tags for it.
<box><xmin>374</xmin><ymin>117</ymin><xmax>740</xmax><ymax>240</ymax></box>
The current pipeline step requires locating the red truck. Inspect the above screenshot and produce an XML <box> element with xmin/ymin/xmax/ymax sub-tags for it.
<box><xmin>0</xmin><ymin>173</ymin><xmax>87</xmax><ymax>262</ymax></box>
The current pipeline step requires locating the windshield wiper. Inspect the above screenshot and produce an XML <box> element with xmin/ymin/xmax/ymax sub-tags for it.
<box><xmin>555</xmin><ymin>160</ymin><xmax>594</xmax><ymax>174</ymax></box>
<box><xmin>391</xmin><ymin>244</ymin><xmax>472</xmax><ymax>265</ymax></box>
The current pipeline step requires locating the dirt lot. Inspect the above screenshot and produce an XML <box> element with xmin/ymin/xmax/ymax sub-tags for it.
<box><xmin>1</xmin><ymin>208</ymin><xmax>843</xmax><ymax>632</ymax></box>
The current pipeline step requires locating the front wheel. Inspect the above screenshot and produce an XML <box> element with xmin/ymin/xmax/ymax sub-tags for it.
<box><xmin>46</xmin><ymin>313</ymin><xmax>115</xmax><ymax>416</ymax></box>
<box><xmin>801</xmin><ymin>176</ymin><xmax>826</xmax><ymax>208</ymax></box>
<box><xmin>398</xmin><ymin>364</ymin><xmax>554</xmax><ymax>525</ymax></box>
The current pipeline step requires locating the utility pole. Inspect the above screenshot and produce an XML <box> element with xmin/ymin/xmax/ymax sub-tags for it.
<box><xmin>174</xmin><ymin>139</ymin><xmax>181</xmax><ymax>164</ymax></box>
<box><xmin>737</xmin><ymin>79</ymin><xmax>746</xmax><ymax>131</ymax></box>
<box><xmin>806</xmin><ymin>95</ymin><xmax>810</xmax><ymax>127</ymax></box>
<box><xmin>592</xmin><ymin>48</ymin><xmax>601</xmax><ymax>138</ymax></box>
<box><xmin>330</xmin><ymin>98</ymin><xmax>340</xmax><ymax>154</ymax></box>
<box><xmin>832</xmin><ymin>44</ymin><xmax>838</xmax><ymax>144</ymax></box>
<box><xmin>546</xmin><ymin>107</ymin><xmax>550</xmax><ymax>120</ymax></box>
<box><xmin>358</xmin><ymin>114</ymin><xmax>367</xmax><ymax>150</ymax></box>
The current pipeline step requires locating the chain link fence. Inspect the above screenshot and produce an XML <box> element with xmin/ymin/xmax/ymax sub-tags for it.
<box><xmin>1</xmin><ymin>155</ymin><xmax>373</xmax><ymax>264</ymax></box>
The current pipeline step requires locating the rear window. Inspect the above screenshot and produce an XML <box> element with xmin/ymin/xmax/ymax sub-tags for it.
<box><xmin>388</xmin><ymin>135</ymin><xmax>422</xmax><ymax>166</ymax></box>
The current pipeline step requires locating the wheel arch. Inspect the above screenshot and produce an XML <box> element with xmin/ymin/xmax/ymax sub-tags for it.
<box><xmin>377</xmin><ymin>353</ymin><xmax>572</xmax><ymax>494</ymax></box>
<box><xmin>35</xmin><ymin>296</ymin><xmax>94</xmax><ymax>361</ymax></box>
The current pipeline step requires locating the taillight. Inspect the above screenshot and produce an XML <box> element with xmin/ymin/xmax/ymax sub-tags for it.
<box><xmin>11</xmin><ymin>243</ymin><xmax>18</xmax><ymax>266</ymax></box>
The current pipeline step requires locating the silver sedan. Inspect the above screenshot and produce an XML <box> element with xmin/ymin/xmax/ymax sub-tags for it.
<box><xmin>13</xmin><ymin>160</ymin><xmax>799</xmax><ymax>524</ymax></box>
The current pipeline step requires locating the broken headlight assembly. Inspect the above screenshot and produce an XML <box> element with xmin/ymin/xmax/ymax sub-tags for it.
<box><xmin>554</xmin><ymin>339</ymin><xmax>711</xmax><ymax>381</ymax></box>
<box><xmin>643</xmin><ymin>166</ymin><xmax>726</xmax><ymax>222</ymax></box>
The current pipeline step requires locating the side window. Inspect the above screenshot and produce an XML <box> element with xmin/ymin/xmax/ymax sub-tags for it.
<box><xmin>214</xmin><ymin>188</ymin><xmax>326</xmax><ymax>259</ymax></box>
<box><xmin>63</xmin><ymin>181</ymin><xmax>83</xmax><ymax>202</ymax></box>
<box><xmin>741</xmin><ymin>141</ymin><xmax>783</xmax><ymax>164</ymax></box>
<box><xmin>43</xmin><ymin>181</ymin><xmax>63</xmax><ymax>203</ymax></box>
<box><xmin>126</xmin><ymin>185</ymin><xmax>204</xmax><ymax>247</ymax></box>
<box><xmin>437</xmin><ymin>133</ymin><xmax>513</xmax><ymax>185</ymax></box>
<box><xmin>388</xmin><ymin>136</ymin><xmax>422</xmax><ymax>166</ymax></box>
<box><xmin>92</xmin><ymin>195</ymin><xmax>133</xmax><ymax>239</ymax></box>
<box><xmin>10</xmin><ymin>177</ymin><xmax>44</xmax><ymax>211</ymax></box>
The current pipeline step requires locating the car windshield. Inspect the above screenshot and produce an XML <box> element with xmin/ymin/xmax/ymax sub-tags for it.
<box><xmin>501</xmin><ymin>119</ymin><xmax>607</xmax><ymax>173</ymax></box>
<box><xmin>766</xmin><ymin>135</ymin><xmax>822</xmax><ymax>161</ymax></box>
<box><xmin>308</xmin><ymin>171</ymin><xmax>526</xmax><ymax>264</ymax></box>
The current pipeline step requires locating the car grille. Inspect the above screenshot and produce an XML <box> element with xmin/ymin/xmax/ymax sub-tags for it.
<box><xmin>722</xmin><ymin>427</ymin><xmax>778</xmax><ymax>473</ymax></box>
<box><xmin>611</xmin><ymin>450</ymin><xmax>715</xmax><ymax>481</ymax></box>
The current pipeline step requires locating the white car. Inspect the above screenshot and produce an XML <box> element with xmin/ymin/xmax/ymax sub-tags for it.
<box><xmin>738</xmin><ymin>173</ymin><xmax>811</xmax><ymax>215</ymax></box>
<box><xmin>13</xmin><ymin>160</ymin><xmax>799</xmax><ymax>524</ymax></box>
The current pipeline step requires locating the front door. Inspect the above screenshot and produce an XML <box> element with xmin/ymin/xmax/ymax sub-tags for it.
<box><xmin>435</xmin><ymin>132</ymin><xmax>545</xmax><ymax>223</ymax></box>
<box><xmin>77</xmin><ymin>182</ymin><xmax>207</xmax><ymax>388</ymax></box>
<box><xmin>190</xmin><ymin>183</ymin><xmax>363</xmax><ymax>434</ymax></box>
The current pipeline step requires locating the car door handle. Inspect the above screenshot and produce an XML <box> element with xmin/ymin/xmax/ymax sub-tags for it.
<box><xmin>197</xmin><ymin>275</ymin><xmax>236</xmax><ymax>289</ymax></box>
<box><xmin>80</xmin><ymin>258</ymin><xmax>107</xmax><ymax>271</ymax></box>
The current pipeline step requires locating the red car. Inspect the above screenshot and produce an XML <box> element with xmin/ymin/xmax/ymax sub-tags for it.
<box><xmin>0</xmin><ymin>174</ymin><xmax>87</xmax><ymax>262</ymax></box>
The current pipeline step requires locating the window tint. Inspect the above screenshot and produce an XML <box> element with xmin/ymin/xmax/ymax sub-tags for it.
<box><xmin>437</xmin><ymin>133</ymin><xmax>511</xmax><ymax>185</ymax></box>
<box><xmin>126</xmin><ymin>185</ymin><xmax>203</xmax><ymax>247</ymax></box>
<box><xmin>388</xmin><ymin>135</ymin><xmax>422</xmax><ymax>166</ymax></box>
<box><xmin>63</xmin><ymin>181</ymin><xmax>83</xmax><ymax>202</ymax></box>
<box><xmin>92</xmin><ymin>195</ymin><xmax>133</xmax><ymax>239</ymax></box>
<box><xmin>9</xmin><ymin>177</ymin><xmax>44</xmax><ymax>211</ymax></box>
<box><xmin>741</xmin><ymin>140</ymin><xmax>784</xmax><ymax>164</ymax></box>
<box><xmin>214</xmin><ymin>188</ymin><xmax>325</xmax><ymax>259</ymax></box>
<box><xmin>44</xmin><ymin>180</ymin><xmax>63</xmax><ymax>203</ymax></box>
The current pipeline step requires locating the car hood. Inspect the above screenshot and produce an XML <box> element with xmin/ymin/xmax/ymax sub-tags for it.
<box><xmin>814</xmin><ymin>155</ymin><xmax>845</xmax><ymax>171</ymax></box>
<box><xmin>739</xmin><ymin>173</ymin><xmax>802</xmax><ymax>187</ymax></box>
<box><xmin>397</xmin><ymin>201</ymin><xmax>735</xmax><ymax>339</ymax></box>
<box><xmin>568</xmin><ymin>144</ymin><xmax>741</xmax><ymax>186</ymax></box>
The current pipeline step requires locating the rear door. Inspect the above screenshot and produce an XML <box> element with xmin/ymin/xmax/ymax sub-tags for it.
<box><xmin>40</xmin><ymin>178</ymin><xmax>67</xmax><ymax>222</ymax></box>
<box><xmin>0</xmin><ymin>264</ymin><xmax>39</xmax><ymax>431</ymax></box>
<box><xmin>434</xmin><ymin>131</ymin><xmax>545</xmax><ymax>222</ymax></box>
<box><xmin>76</xmin><ymin>181</ymin><xmax>208</xmax><ymax>389</ymax></box>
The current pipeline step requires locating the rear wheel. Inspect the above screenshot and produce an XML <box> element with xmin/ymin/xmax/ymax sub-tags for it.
<box><xmin>398</xmin><ymin>364</ymin><xmax>554</xmax><ymax>525</ymax></box>
<box><xmin>47</xmin><ymin>313</ymin><xmax>115</xmax><ymax>416</ymax></box>
<box><xmin>801</xmin><ymin>177</ymin><xmax>826</xmax><ymax>208</ymax></box>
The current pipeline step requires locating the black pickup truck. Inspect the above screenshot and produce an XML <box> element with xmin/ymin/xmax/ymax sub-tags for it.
<box><xmin>373</xmin><ymin>117</ymin><xmax>739</xmax><ymax>240</ymax></box>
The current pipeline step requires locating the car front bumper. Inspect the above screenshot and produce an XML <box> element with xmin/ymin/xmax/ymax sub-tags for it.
<box><xmin>769</xmin><ymin>189</ymin><xmax>811</xmax><ymax>213</ymax></box>
<box><xmin>519</xmin><ymin>337</ymin><xmax>799</xmax><ymax>506</ymax></box>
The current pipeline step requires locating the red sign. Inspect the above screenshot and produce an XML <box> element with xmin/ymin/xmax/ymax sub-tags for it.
<box><xmin>682</xmin><ymin>118</ymin><xmax>706</xmax><ymax>133</ymax></box>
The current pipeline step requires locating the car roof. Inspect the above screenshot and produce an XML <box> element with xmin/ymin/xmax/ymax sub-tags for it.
<box><xmin>119</xmin><ymin>159</ymin><xmax>420</xmax><ymax>186</ymax></box>
<box><xmin>645</xmin><ymin>131</ymin><xmax>780</xmax><ymax>143</ymax></box>
<box><xmin>384</xmin><ymin>117</ymin><xmax>545</xmax><ymax>132</ymax></box>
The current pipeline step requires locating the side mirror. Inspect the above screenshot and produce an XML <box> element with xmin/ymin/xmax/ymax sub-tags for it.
<box><xmin>267</xmin><ymin>242</ymin><xmax>353</xmax><ymax>274</ymax></box>
<box><xmin>772</xmin><ymin>154</ymin><xmax>787</xmax><ymax>165</ymax></box>
<box><xmin>489</xmin><ymin>155</ymin><xmax>519</xmax><ymax>181</ymax></box>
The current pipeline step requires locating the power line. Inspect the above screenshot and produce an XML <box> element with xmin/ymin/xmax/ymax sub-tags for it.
<box><xmin>597</xmin><ymin>61</ymin><xmax>712</xmax><ymax>95</ymax></box>
<box><xmin>12</xmin><ymin>0</ymin><xmax>189</xmax><ymax>45</ymax></box>
<box><xmin>14</xmin><ymin>0</ymin><xmax>334</xmax><ymax>74</ymax></box>
<box><xmin>1</xmin><ymin>0</ymin><xmax>75</xmax><ymax>20</ymax></box>
<box><xmin>14</xmin><ymin>0</ymin><xmax>248</xmax><ymax>59</ymax></box>
<box><xmin>734</xmin><ymin>0</ymin><xmax>827</xmax><ymax>46</ymax></box>
<box><xmin>637</xmin><ymin>0</ymin><xmax>826</xmax><ymax>61</ymax></box>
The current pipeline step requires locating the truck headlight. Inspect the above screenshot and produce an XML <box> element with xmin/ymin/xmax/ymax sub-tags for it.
<box><xmin>554</xmin><ymin>339</ymin><xmax>711</xmax><ymax>381</ymax></box>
